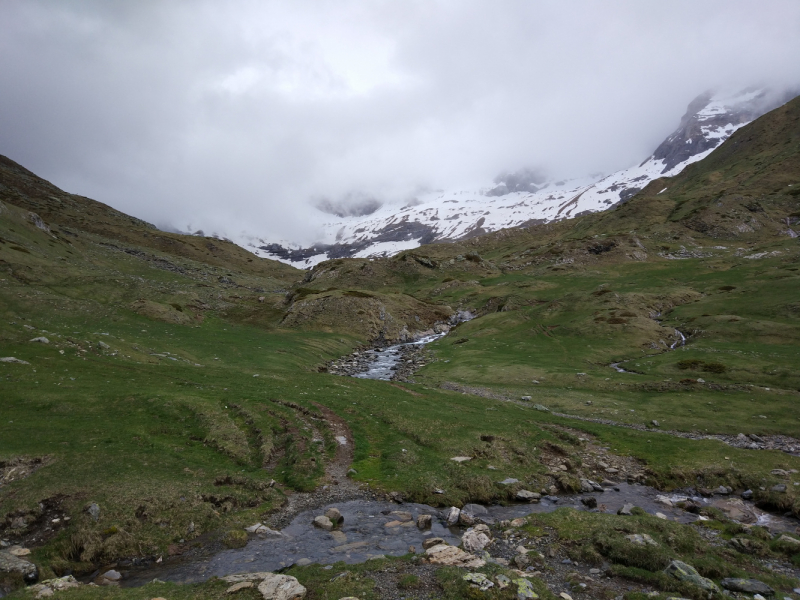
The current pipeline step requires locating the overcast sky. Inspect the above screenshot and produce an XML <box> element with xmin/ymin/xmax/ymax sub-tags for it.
<box><xmin>1</xmin><ymin>1</ymin><xmax>799</xmax><ymax>243</ymax></box>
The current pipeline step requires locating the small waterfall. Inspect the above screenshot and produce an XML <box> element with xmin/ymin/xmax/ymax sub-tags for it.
<box><xmin>670</xmin><ymin>329</ymin><xmax>687</xmax><ymax>349</ymax></box>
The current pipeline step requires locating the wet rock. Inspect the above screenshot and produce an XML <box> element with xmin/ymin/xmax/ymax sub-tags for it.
<box><xmin>426</xmin><ymin>543</ymin><xmax>485</xmax><ymax>568</ymax></box>
<box><xmin>626</xmin><ymin>534</ymin><xmax>658</xmax><ymax>546</ymax></box>
<box><xmin>324</xmin><ymin>508</ymin><xmax>344</xmax><ymax>526</ymax></box>
<box><xmin>312</xmin><ymin>516</ymin><xmax>333</xmax><ymax>531</ymax></box>
<box><xmin>579</xmin><ymin>479</ymin><xmax>595</xmax><ymax>493</ymax></box>
<box><xmin>0</xmin><ymin>550</ymin><xmax>38</xmax><ymax>582</ymax></box>
<box><xmin>416</xmin><ymin>514</ymin><xmax>432</xmax><ymax>529</ymax></box>
<box><xmin>741</xmin><ymin>489</ymin><xmax>754</xmax><ymax>500</ymax></box>
<box><xmin>445</xmin><ymin>506</ymin><xmax>461</xmax><ymax>526</ymax></box>
<box><xmin>664</xmin><ymin>560</ymin><xmax>719</xmax><ymax>592</ymax></box>
<box><xmin>102</xmin><ymin>569</ymin><xmax>122</xmax><ymax>581</ymax></box>
<box><xmin>330</xmin><ymin>531</ymin><xmax>347</xmax><ymax>543</ymax></box>
<box><xmin>246</xmin><ymin>523</ymin><xmax>282</xmax><ymax>536</ymax></box>
<box><xmin>617</xmin><ymin>503</ymin><xmax>635</xmax><ymax>516</ymax></box>
<box><xmin>462</xmin><ymin>524</ymin><xmax>492</xmax><ymax>553</ymax></box>
<box><xmin>581</xmin><ymin>497</ymin><xmax>597</xmax><ymax>509</ymax></box>
<box><xmin>257</xmin><ymin>573</ymin><xmax>307</xmax><ymax>600</ymax></box>
<box><xmin>458</xmin><ymin>511</ymin><xmax>476</xmax><ymax>526</ymax></box>
<box><xmin>720</xmin><ymin>578</ymin><xmax>774</xmax><ymax>595</ymax></box>
<box><xmin>516</xmin><ymin>490</ymin><xmax>541</xmax><ymax>502</ymax></box>
<box><xmin>462</xmin><ymin>503</ymin><xmax>488</xmax><ymax>516</ymax></box>
<box><xmin>390</xmin><ymin>510</ymin><xmax>412</xmax><ymax>522</ymax></box>
<box><xmin>422</xmin><ymin>537</ymin><xmax>445</xmax><ymax>550</ymax></box>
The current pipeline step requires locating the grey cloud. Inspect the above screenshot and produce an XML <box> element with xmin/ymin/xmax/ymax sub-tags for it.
<box><xmin>1</xmin><ymin>0</ymin><xmax>799</xmax><ymax>244</ymax></box>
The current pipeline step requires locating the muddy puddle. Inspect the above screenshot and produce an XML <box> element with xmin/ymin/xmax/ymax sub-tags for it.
<box><xmin>122</xmin><ymin>483</ymin><xmax>799</xmax><ymax>587</ymax></box>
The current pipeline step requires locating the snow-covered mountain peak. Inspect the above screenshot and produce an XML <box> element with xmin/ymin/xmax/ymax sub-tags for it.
<box><xmin>236</xmin><ymin>89</ymin><xmax>790</xmax><ymax>267</ymax></box>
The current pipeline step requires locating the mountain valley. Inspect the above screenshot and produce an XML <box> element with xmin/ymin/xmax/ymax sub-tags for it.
<box><xmin>0</xmin><ymin>94</ymin><xmax>799</xmax><ymax>599</ymax></box>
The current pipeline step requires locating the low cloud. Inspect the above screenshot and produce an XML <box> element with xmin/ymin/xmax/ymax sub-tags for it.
<box><xmin>1</xmin><ymin>1</ymin><xmax>799</xmax><ymax>244</ymax></box>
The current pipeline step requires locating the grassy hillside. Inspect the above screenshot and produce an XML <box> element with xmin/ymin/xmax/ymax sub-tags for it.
<box><xmin>0</xmin><ymin>96</ymin><xmax>798</xmax><ymax>597</ymax></box>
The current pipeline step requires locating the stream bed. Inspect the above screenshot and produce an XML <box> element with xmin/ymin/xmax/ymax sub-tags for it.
<box><xmin>122</xmin><ymin>483</ymin><xmax>799</xmax><ymax>587</ymax></box>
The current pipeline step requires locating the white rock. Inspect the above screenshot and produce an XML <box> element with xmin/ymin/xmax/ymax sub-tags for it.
<box><xmin>29</xmin><ymin>337</ymin><xmax>49</xmax><ymax>344</ymax></box>
<box><xmin>257</xmin><ymin>573</ymin><xmax>307</xmax><ymax>600</ymax></box>
<box><xmin>0</xmin><ymin>357</ymin><xmax>29</xmax><ymax>364</ymax></box>
<box><xmin>445</xmin><ymin>506</ymin><xmax>461</xmax><ymax>526</ymax></box>
<box><xmin>462</xmin><ymin>524</ymin><xmax>492</xmax><ymax>553</ymax></box>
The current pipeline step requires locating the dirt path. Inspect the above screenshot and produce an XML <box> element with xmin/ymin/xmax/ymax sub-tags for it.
<box><xmin>265</xmin><ymin>402</ymin><xmax>372</xmax><ymax>529</ymax></box>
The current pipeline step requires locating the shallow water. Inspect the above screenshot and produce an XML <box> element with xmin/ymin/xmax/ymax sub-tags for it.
<box><xmin>122</xmin><ymin>483</ymin><xmax>798</xmax><ymax>586</ymax></box>
<box><xmin>353</xmin><ymin>333</ymin><xmax>445</xmax><ymax>381</ymax></box>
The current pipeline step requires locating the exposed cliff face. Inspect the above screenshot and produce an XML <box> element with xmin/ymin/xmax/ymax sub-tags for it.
<box><xmin>242</xmin><ymin>89</ymin><xmax>796</xmax><ymax>268</ymax></box>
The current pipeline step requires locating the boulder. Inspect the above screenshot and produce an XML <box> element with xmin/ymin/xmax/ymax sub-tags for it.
<box><xmin>0</xmin><ymin>357</ymin><xmax>29</xmax><ymax>364</ymax></box>
<box><xmin>445</xmin><ymin>506</ymin><xmax>461</xmax><ymax>526</ymax></box>
<box><xmin>463</xmin><ymin>572</ymin><xmax>494</xmax><ymax>591</ymax></box>
<box><xmin>720</xmin><ymin>578</ymin><xmax>774</xmax><ymax>595</ymax></box>
<box><xmin>28</xmin><ymin>576</ymin><xmax>80</xmax><ymax>598</ymax></box>
<box><xmin>777</xmin><ymin>534</ymin><xmax>800</xmax><ymax>548</ymax></box>
<box><xmin>257</xmin><ymin>573</ymin><xmax>307</xmax><ymax>600</ymax></box>
<box><xmin>422</xmin><ymin>537</ymin><xmax>445</xmax><ymax>550</ymax></box>
<box><xmin>513</xmin><ymin>577</ymin><xmax>539</xmax><ymax>599</ymax></box>
<box><xmin>0</xmin><ymin>550</ymin><xmax>38</xmax><ymax>582</ymax></box>
<box><xmin>425</xmin><ymin>543</ymin><xmax>485</xmax><ymax>568</ymax></box>
<box><xmin>416</xmin><ymin>514</ymin><xmax>432</xmax><ymax>529</ymax></box>
<box><xmin>512</xmin><ymin>553</ymin><xmax>530</xmax><ymax>569</ymax></box>
<box><xmin>458</xmin><ymin>511</ymin><xmax>476</xmax><ymax>526</ymax></box>
<box><xmin>312</xmin><ymin>516</ymin><xmax>333</xmax><ymax>531</ymax></box>
<box><xmin>390</xmin><ymin>510</ymin><xmax>412</xmax><ymax>522</ymax></box>
<box><xmin>664</xmin><ymin>560</ymin><xmax>719</xmax><ymax>592</ymax></box>
<box><xmin>516</xmin><ymin>490</ymin><xmax>541</xmax><ymax>502</ymax></box>
<box><xmin>581</xmin><ymin>496</ymin><xmax>597</xmax><ymax>509</ymax></box>
<box><xmin>617</xmin><ymin>503</ymin><xmax>635</xmax><ymax>516</ymax></box>
<box><xmin>462</xmin><ymin>503</ymin><xmax>489</xmax><ymax>515</ymax></box>
<box><xmin>580</xmin><ymin>479</ymin><xmax>595</xmax><ymax>493</ymax></box>
<box><xmin>771</xmin><ymin>484</ymin><xmax>787</xmax><ymax>493</ymax></box>
<box><xmin>86</xmin><ymin>502</ymin><xmax>100</xmax><ymax>521</ymax></box>
<box><xmin>324</xmin><ymin>508</ymin><xmax>344</xmax><ymax>525</ymax></box>
<box><xmin>462</xmin><ymin>524</ymin><xmax>492</xmax><ymax>553</ymax></box>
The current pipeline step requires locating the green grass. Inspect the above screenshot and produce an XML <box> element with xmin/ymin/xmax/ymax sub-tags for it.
<box><xmin>2</xmin><ymin>96</ymin><xmax>800</xmax><ymax>595</ymax></box>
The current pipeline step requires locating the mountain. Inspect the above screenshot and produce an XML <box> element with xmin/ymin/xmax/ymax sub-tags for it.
<box><xmin>246</xmin><ymin>89</ymin><xmax>791</xmax><ymax>267</ymax></box>
<box><xmin>1</xmin><ymin>87</ymin><xmax>800</xmax><ymax>599</ymax></box>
